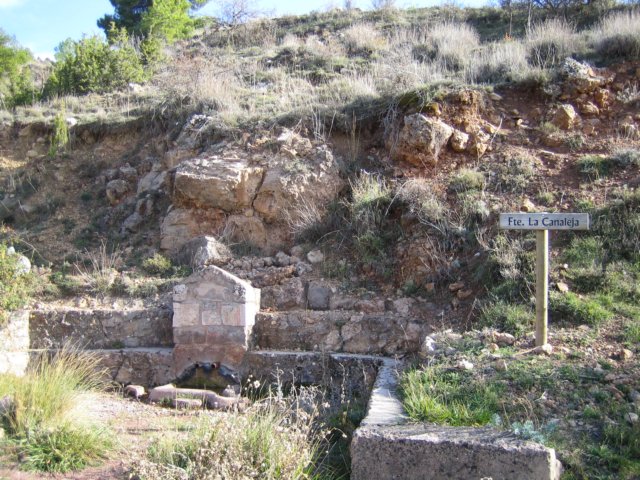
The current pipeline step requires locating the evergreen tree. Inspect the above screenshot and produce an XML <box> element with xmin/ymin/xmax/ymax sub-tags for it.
<box><xmin>0</xmin><ymin>29</ymin><xmax>34</xmax><ymax>108</ymax></box>
<box><xmin>98</xmin><ymin>0</ymin><xmax>209</xmax><ymax>37</ymax></box>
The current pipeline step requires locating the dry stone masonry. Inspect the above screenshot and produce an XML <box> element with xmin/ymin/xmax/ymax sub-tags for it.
<box><xmin>0</xmin><ymin>310</ymin><xmax>30</xmax><ymax>376</ymax></box>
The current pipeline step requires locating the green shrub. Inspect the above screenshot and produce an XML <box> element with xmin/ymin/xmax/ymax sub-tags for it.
<box><xmin>400</xmin><ymin>366</ymin><xmax>503</xmax><ymax>426</ymax></box>
<box><xmin>44</xmin><ymin>32</ymin><xmax>145</xmax><ymax>97</ymax></box>
<box><xmin>491</xmin><ymin>152</ymin><xmax>537</xmax><ymax>193</ymax></box>
<box><xmin>479</xmin><ymin>300</ymin><xmax>533</xmax><ymax>336</ymax></box>
<box><xmin>449</xmin><ymin>168</ymin><xmax>485</xmax><ymax>193</ymax></box>
<box><xmin>0</xmin><ymin>29</ymin><xmax>36</xmax><ymax>108</ymax></box>
<box><xmin>550</xmin><ymin>291</ymin><xmax>612</xmax><ymax>327</ymax></box>
<box><xmin>48</xmin><ymin>107</ymin><xmax>70</xmax><ymax>158</ymax></box>
<box><xmin>526</xmin><ymin>19</ymin><xmax>577</xmax><ymax>68</ymax></box>
<box><xmin>563</xmin><ymin>237</ymin><xmax>604</xmax><ymax>269</ymax></box>
<box><xmin>578</xmin><ymin>155</ymin><xmax>609</xmax><ymax>180</ymax></box>
<box><xmin>610</xmin><ymin>149</ymin><xmax>640</xmax><ymax>169</ymax></box>
<box><xmin>141</xmin><ymin>253</ymin><xmax>173</xmax><ymax>276</ymax></box>
<box><xmin>0</xmin><ymin>244</ymin><xmax>34</xmax><ymax>325</ymax></box>
<box><xmin>592</xmin><ymin>189</ymin><xmax>640</xmax><ymax>263</ymax></box>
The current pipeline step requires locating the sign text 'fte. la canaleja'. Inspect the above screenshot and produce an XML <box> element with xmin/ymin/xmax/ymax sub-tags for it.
<box><xmin>499</xmin><ymin>213</ymin><xmax>590</xmax><ymax>231</ymax></box>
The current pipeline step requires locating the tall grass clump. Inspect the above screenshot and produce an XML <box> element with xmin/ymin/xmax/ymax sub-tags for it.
<box><xmin>131</xmin><ymin>395</ymin><xmax>325</xmax><ymax>479</ymax></box>
<box><xmin>74</xmin><ymin>241</ymin><xmax>121</xmax><ymax>295</ymax></box>
<box><xmin>0</xmin><ymin>346</ymin><xmax>111</xmax><ymax>473</ymax></box>
<box><xmin>526</xmin><ymin>19</ymin><xmax>578</xmax><ymax>68</ymax></box>
<box><xmin>468</xmin><ymin>40</ymin><xmax>530</xmax><ymax>84</ymax></box>
<box><xmin>400</xmin><ymin>366</ymin><xmax>502</xmax><ymax>426</ymax></box>
<box><xmin>342</xmin><ymin>23</ymin><xmax>387</xmax><ymax>56</ymax></box>
<box><xmin>415</xmin><ymin>22</ymin><xmax>479</xmax><ymax>72</ymax></box>
<box><xmin>0</xmin><ymin>347</ymin><xmax>105</xmax><ymax>435</ymax></box>
<box><xmin>595</xmin><ymin>10</ymin><xmax>640</xmax><ymax>60</ymax></box>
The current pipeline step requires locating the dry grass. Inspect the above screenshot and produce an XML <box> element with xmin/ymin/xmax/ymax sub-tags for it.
<box><xmin>342</xmin><ymin>23</ymin><xmax>388</xmax><ymax>55</ymax></box>
<box><xmin>526</xmin><ymin>19</ymin><xmax>579</xmax><ymax>68</ymax></box>
<box><xmin>594</xmin><ymin>9</ymin><xmax>640</xmax><ymax>60</ymax></box>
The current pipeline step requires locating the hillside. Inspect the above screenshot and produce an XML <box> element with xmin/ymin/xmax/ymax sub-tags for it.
<box><xmin>1</xmin><ymin>4</ymin><xmax>640</xmax><ymax>479</ymax></box>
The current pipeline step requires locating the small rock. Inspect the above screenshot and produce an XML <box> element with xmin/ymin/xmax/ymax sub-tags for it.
<box><xmin>174</xmin><ymin>398</ymin><xmax>203</xmax><ymax>410</ymax></box>
<box><xmin>450</xmin><ymin>130</ymin><xmax>470</xmax><ymax>152</ymax></box>
<box><xmin>556</xmin><ymin>281</ymin><xmax>570</xmax><ymax>293</ymax></box>
<box><xmin>275</xmin><ymin>251</ymin><xmax>291</xmax><ymax>267</ymax></box>
<box><xmin>425</xmin><ymin>282</ymin><xmax>435</xmax><ymax>293</ymax></box>
<box><xmin>613</xmin><ymin>348</ymin><xmax>634</xmax><ymax>361</ymax></box>
<box><xmin>124</xmin><ymin>385</ymin><xmax>146</xmax><ymax>399</ymax></box>
<box><xmin>630</xmin><ymin>390</ymin><xmax>640</xmax><ymax>403</ymax></box>
<box><xmin>457</xmin><ymin>360</ymin><xmax>474</xmax><ymax>371</ymax></box>
<box><xmin>625</xmin><ymin>412</ymin><xmax>639</xmax><ymax>425</ymax></box>
<box><xmin>0</xmin><ymin>395</ymin><xmax>13</xmax><ymax>417</ymax></box>
<box><xmin>457</xmin><ymin>289</ymin><xmax>473</xmax><ymax>300</ymax></box>
<box><xmin>290</xmin><ymin>245</ymin><xmax>304</xmax><ymax>259</ymax></box>
<box><xmin>494</xmin><ymin>359</ymin><xmax>508</xmax><ymax>372</ymax></box>
<box><xmin>492</xmin><ymin>332</ymin><xmax>516</xmax><ymax>347</ymax></box>
<box><xmin>221</xmin><ymin>385</ymin><xmax>239</xmax><ymax>398</ymax></box>
<box><xmin>487</xmin><ymin>343</ymin><xmax>500</xmax><ymax>353</ymax></box>
<box><xmin>421</xmin><ymin>336</ymin><xmax>438</xmax><ymax>357</ymax></box>
<box><xmin>448</xmin><ymin>282</ymin><xmax>464</xmax><ymax>292</ymax></box>
<box><xmin>307</xmin><ymin>249</ymin><xmax>324</xmax><ymax>264</ymax></box>
<box><xmin>520</xmin><ymin>199</ymin><xmax>536</xmax><ymax>212</ymax></box>
<box><xmin>534</xmin><ymin>344</ymin><xmax>554</xmax><ymax>355</ymax></box>
<box><xmin>580</xmin><ymin>101</ymin><xmax>599</xmax><ymax>116</ymax></box>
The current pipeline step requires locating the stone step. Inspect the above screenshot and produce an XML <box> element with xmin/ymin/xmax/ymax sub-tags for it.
<box><xmin>30</xmin><ymin>307</ymin><xmax>173</xmax><ymax>350</ymax></box>
<box><xmin>252</xmin><ymin>310</ymin><xmax>430</xmax><ymax>356</ymax></box>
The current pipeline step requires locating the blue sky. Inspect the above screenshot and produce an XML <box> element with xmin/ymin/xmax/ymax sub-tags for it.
<box><xmin>0</xmin><ymin>0</ymin><xmax>487</xmax><ymax>60</ymax></box>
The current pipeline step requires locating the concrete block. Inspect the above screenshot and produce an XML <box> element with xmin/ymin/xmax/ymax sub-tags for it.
<box><xmin>351</xmin><ymin>424</ymin><xmax>562</xmax><ymax>480</ymax></box>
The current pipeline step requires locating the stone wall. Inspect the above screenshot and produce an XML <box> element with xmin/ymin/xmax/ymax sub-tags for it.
<box><xmin>252</xmin><ymin>311</ymin><xmax>430</xmax><ymax>356</ymax></box>
<box><xmin>29</xmin><ymin>307</ymin><xmax>173</xmax><ymax>349</ymax></box>
<box><xmin>0</xmin><ymin>310</ymin><xmax>30</xmax><ymax>376</ymax></box>
<box><xmin>172</xmin><ymin>266</ymin><xmax>260</xmax><ymax>376</ymax></box>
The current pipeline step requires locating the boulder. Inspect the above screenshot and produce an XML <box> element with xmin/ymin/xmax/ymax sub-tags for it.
<box><xmin>177</xmin><ymin>236</ymin><xmax>231</xmax><ymax>269</ymax></box>
<box><xmin>450</xmin><ymin>130</ymin><xmax>470</xmax><ymax>152</ymax></box>
<box><xmin>223</xmin><ymin>215</ymin><xmax>268</xmax><ymax>250</ymax></box>
<box><xmin>173</xmin><ymin>156</ymin><xmax>264</xmax><ymax>211</ymax></box>
<box><xmin>551</xmin><ymin>104</ymin><xmax>578</xmax><ymax>131</ymax></box>
<box><xmin>395</xmin><ymin>114</ymin><xmax>454</xmax><ymax>166</ymax></box>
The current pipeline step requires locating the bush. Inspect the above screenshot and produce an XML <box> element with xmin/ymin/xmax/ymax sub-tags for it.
<box><xmin>449</xmin><ymin>168</ymin><xmax>485</xmax><ymax>193</ymax></box>
<box><xmin>0</xmin><ymin>29</ymin><xmax>35</xmax><ymax>108</ymax></box>
<box><xmin>0</xmin><ymin>244</ymin><xmax>34</xmax><ymax>325</ymax></box>
<box><xmin>342</xmin><ymin>23</ymin><xmax>386</xmax><ymax>56</ymax></box>
<box><xmin>490</xmin><ymin>152</ymin><xmax>537</xmax><ymax>193</ymax></box>
<box><xmin>592</xmin><ymin>189</ymin><xmax>640</xmax><ymax>263</ymax></box>
<box><xmin>48</xmin><ymin>107</ymin><xmax>70</xmax><ymax>158</ymax></box>
<box><xmin>610</xmin><ymin>149</ymin><xmax>640</xmax><ymax>169</ymax></box>
<box><xmin>141</xmin><ymin>253</ymin><xmax>173</xmax><ymax>276</ymax></box>
<box><xmin>468</xmin><ymin>40</ymin><xmax>529</xmax><ymax>84</ymax></box>
<box><xmin>44</xmin><ymin>32</ymin><xmax>145</xmax><ymax>97</ymax></box>
<box><xmin>578</xmin><ymin>155</ymin><xmax>609</xmax><ymax>180</ymax></box>
<box><xmin>595</xmin><ymin>10</ymin><xmax>640</xmax><ymax>61</ymax></box>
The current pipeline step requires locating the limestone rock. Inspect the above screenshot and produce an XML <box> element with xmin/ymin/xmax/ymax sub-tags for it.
<box><xmin>261</xmin><ymin>277</ymin><xmax>306</xmax><ymax>311</ymax></box>
<box><xmin>178</xmin><ymin>236</ymin><xmax>231</xmax><ymax>269</ymax></box>
<box><xmin>580</xmin><ymin>102</ymin><xmax>599</xmax><ymax>116</ymax></box>
<box><xmin>106</xmin><ymin>179</ymin><xmax>130</xmax><ymax>205</ymax></box>
<box><xmin>552</xmin><ymin>104</ymin><xmax>578</xmax><ymax>131</ymax></box>
<box><xmin>124</xmin><ymin>385</ymin><xmax>146</xmax><ymax>399</ymax></box>
<box><xmin>396</xmin><ymin>114</ymin><xmax>454</xmax><ymax>166</ymax></box>
<box><xmin>223</xmin><ymin>215</ymin><xmax>268</xmax><ymax>251</ymax></box>
<box><xmin>307</xmin><ymin>249</ymin><xmax>324</xmax><ymax>264</ymax></box>
<box><xmin>450</xmin><ymin>130</ymin><xmax>470</xmax><ymax>152</ymax></box>
<box><xmin>160</xmin><ymin>208</ymin><xmax>225</xmax><ymax>251</ymax></box>
<box><xmin>137</xmin><ymin>167</ymin><xmax>167</xmax><ymax>194</ymax></box>
<box><xmin>174</xmin><ymin>156</ymin><xmax>264</xmax><ymax>211</ymax></box>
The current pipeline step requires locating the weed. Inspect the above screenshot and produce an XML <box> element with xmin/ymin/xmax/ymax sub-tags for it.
<box><xmin>479</xmin><ymin>300</ymin><xmax>533</xmax><ymax>336</ymax></box>
<box><xmin>566</xmin><ymin>134</ymin><xmax>585</xmax><ymax>151</ymax></box>
<box><xmin>74</xmin><ymin>242</ymin><xmax>121</xmax><ymax>295</ymax></box>
<box><xmin>578</xmin><ymin>155</ymin><xmax>609</xmax><ymax>180</ymax></box>
<box><xmin>550</xmin><ymin>291</ymin><xmax>612</xmax><ymax>327</ymax></box>
<box><xmin>610</xmin><ymin>149</ymin><xmax>640</xmax><ymax>168</ymax></box>
<box><xmin>526</xmin><ymin>19</ymin><xmax>578</xmax><ymax>69</ymax></box>
<box><xmin>400</xmin><ymin>366</ymin><xmax>503</xmax><ymax>426</ymax></box>
<box><xmin>16</xmin><ymin>424</ymin><xmax>112</xmax><ymax>473</ymax></box>
<box><xmin>489</xmin><ymin>151</ymin><xmax>537</xmax><ymax>193</ymax></box>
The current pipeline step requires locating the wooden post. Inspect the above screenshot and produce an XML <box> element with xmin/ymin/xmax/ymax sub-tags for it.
<box><xmin>535</xmin><ymin>229</ymin><xmax>549</xmax><ymax>346</ymax></box>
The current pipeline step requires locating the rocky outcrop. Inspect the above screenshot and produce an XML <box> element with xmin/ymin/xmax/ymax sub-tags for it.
<box><xmin>395</xmin><ymin>114</ymin><xmax>454</xmax><ymax>166</ymax></box>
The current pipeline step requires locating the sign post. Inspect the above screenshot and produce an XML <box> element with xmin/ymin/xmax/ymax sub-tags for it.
<box><xmin>499</xmin><ymin>212</ymin><xmax>590</xmax><ymax>347</ymax></box>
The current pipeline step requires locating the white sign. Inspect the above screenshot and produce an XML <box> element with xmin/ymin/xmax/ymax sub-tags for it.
<box><xmin>499</xmin><ymin>213</ymin><xmax>590</xmax><ymax>231</ymax></box>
